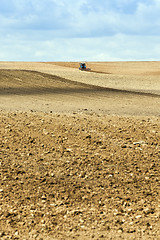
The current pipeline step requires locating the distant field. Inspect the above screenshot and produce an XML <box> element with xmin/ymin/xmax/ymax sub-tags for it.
<box><xmin>53</xmin><ymin>61</ymin><xmax>160</xmax><ymax>76</ymax></box>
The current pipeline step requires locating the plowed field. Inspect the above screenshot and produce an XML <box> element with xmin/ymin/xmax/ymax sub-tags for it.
<box><xmin>0</xmin><ymin>62</ymin><xmax>160</xmax><ymax>239</ymax></box>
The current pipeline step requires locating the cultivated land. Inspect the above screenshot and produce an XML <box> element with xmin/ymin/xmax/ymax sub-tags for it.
<box><xmin>0</xmin><ymin>62</ymin><xmax>160</xmax><ymax>239</ymax></box>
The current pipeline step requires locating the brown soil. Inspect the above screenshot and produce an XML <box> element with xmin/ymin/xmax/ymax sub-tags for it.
<box><xmin>1</xmin><ymin>113</ymin><xmax>160</xmax><ymax>240</ymax></box>
<box><xmin>0</xmin><ymin>62</ymin><xmax>160</xmax><ymax>239</ymax></box>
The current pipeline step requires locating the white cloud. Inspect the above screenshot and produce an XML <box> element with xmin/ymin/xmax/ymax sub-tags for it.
<box><xmin>1</xmin><ymin>0</ymin><xmax>160</xmax><ymax>36</ymax></box>
<box><xmin>1</xmin><ymin>0</ymin><xmax>160</xmax><ymax>60</ymax></box>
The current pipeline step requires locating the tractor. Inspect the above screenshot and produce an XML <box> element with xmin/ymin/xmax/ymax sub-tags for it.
<box><xmin>79</xmin><ymin>63</ymin><xmax>91</xmax><ymax>71</ymax></box>
<box><xmin>79</xmin><ymin>63</ymin><xmax>86</xmax><ymax>70</ymax></box>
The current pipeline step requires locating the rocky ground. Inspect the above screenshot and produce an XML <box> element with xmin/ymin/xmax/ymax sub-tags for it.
<box><xmin>0</xmin><ymin>112</ymin><xmax>160</xmax><ymax>239</ymax></box>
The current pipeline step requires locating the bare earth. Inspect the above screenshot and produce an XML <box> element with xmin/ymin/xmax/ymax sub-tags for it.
<box><xmin>0</xmin><ymin>62</ymin><xmax>160</xmax><ymax>239</ymax></box>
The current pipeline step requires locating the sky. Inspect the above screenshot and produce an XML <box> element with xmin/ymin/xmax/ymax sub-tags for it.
<box><xmin>1</xmin><ymin>0</ymin><xmax>160</xmax><ymax>61</ymax></box>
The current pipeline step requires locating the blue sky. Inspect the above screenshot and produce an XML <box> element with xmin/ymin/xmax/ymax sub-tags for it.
<box><xmin>1</xmin><ymin>0</ymin><xmax>160</xmax><ymax>61</ymax></box>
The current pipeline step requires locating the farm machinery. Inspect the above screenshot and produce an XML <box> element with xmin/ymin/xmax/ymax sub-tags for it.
<box><xmin>79</xmin><ymin>63</ymin><xmax>91</xmax><ymax>71</ymax></box>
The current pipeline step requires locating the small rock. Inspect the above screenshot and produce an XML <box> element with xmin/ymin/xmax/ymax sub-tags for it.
<box><xmin>27</xmin><ymin>152</ymin><xmax>32</xmax><ymax>156</ymax></box>
<box><xmin>80</xmin><ymin>225</ymin><xmax>85</xmax><ymax>229</ymax></box>
<box><xmin>66</xmin><ymin>148</ymin><xmax>72</xmax><ymax>152</ymax></box>
<box><xmin>118</xmin><ymin>228</ymin><xmax>123</xmax><ymax>233</ymax></box>
<box><xmin>145</xmin><ymin>177</ymin><xmax>149</xmax><ymax>180</ymax></box>
<box><xmin>41</xmin><ymin>195</ymin><xmax>47</xmax><ymax>200</ymax></box>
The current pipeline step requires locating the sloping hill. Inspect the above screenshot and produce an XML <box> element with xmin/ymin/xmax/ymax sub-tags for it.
<box><xmin>0</xmin><ymin>69</ymin><xmax>160</xmax><ymax>115</ymax></box>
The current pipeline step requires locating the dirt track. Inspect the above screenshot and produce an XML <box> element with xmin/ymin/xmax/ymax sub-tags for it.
<box><xmin>0</xmin><ymin>62</ymin><xmax>160</xmax><ymax>239</ymax></box>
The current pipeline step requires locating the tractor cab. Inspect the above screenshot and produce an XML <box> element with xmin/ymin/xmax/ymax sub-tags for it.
<box><xmin>79</xmin><ymin>63</ymin><xmax>86</xmax><ymax>70</ymax></box>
